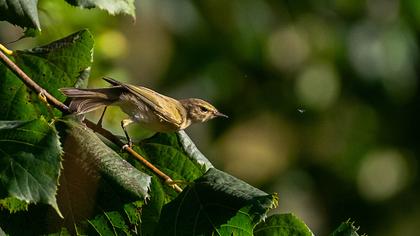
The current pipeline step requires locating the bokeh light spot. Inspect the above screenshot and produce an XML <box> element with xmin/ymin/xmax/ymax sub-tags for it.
<box><xmin>295</xmin><ymin>63</ymin><xmax>340</xmax><ymax>110</ymax></box>
<box><xmin>348</xmin><ymin>21</ymin><xmax>418</xmax><ymax>102</ymax></box>
<box><xmin>267</xmin><ymin>27</ymin><xmax>310</xmax><ymax>72</ymax></box>
<box><xmin>357</xmin><ymin>149</ymin><xmax>410</xmax><ymax>201</ymax></box>
<box><xmin>215</xmin><ymin>115</ymin><xmax>296</xmax><ymax>185</ymax></box>
<box><xmin>97</xmin><ymin>30</ymin><xmax>128</xmax><ymax>59</ymax></box>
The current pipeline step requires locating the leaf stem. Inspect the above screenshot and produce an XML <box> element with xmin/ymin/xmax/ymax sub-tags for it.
<box><xmin>0</xmin><ymin>48</ymin><xmax>182</xmax><ymax>193</ymax></box>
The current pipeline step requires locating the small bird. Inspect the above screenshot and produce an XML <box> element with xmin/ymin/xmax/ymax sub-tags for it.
<box><xmin>60</xmin><ymin>77</ymin><xmax>227</xmax><ymax>146</ymax></box>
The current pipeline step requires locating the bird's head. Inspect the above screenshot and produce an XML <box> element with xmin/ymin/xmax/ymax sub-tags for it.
<box><xmin>180</xmin><ymin>98</ymin><xmax>228</xmax><ymax>123</ymax></box>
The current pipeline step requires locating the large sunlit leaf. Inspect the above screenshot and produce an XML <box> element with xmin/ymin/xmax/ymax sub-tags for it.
<box><xmin>13</xmin><ymin>29</ymin><xmax>94</xmax><ymax>101</ymax></box>
<box><xmin>156</xmin><ymin>168</ymin><xmax>278</xmax><ymax>236</ymax></box>
<box><xmin>254</xmin><ymin>213</ymin><xmax>313</xmax><ymax>236</ymax></box>
<box><xmin>0</xmin><ymin>118</ymin><xmax>63</xmax><ymax>216</ymax></box>
<box><xmin>0</xmin><ymin>29</ymin><xmax>93</xmax><ymax>120</ymax></box>
<box><xmin>0</xmin><ymin>0</ymin><xmax>40</xmax><ymax>30</ymax></box>
<box><xmin>65</xmin><ymin>0</ymin><xmax>135</xmax><ymax>18</ymax></box>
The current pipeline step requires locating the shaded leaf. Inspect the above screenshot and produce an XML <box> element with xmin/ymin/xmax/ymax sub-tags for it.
<box><xmin>65</xmin><ymin>0</ymin><xmax>135</xmax><ymax>18</ymax></box>
<box><xmin>254</xmin><ymin>213</ymin><xmax>313</xmax><ymax>236</ymax></box>
<box><xmin>138</xmin><ymin>178</ymin><xmax>166</xmax><ymax>235</ymax></box>
<box><xmin>123</xmin><ymin>200</ymin><xmax>143</xmax><ymax>226</ymax></box>
<box><xmin>0</xmin><ymin>0</ymin><xmax>40</xmax><ymax>30</ymax></box>
<box><xmin>43</xmin><ymin>119</ymin><xmax>150</xmax><ymax>234</ymax></box>
<box><xmin>156</xmin><ymin>168</ymin><xmax>278</xmax><ymax>236</ymax></box>
<box><xmin>60</xmin><ymin>118</ymin><xmax>151</xmax><ymax>200</ymax></box>
<box><xmin>0</xmin><ymin>118</ymin><xmax>62</xmax><ymax>216</ymax></box>
<box><xmin>88</xmin><ymin>214</ymin><xmax>118</xmax><ymax>235</ymax></box>
<box><xmin>48</xmin><ymin>227</ymin><xmax>72</xmax><ymax>236</ymax></box>
<box><xmin>88</xmin><ymin>210</ymin><xmax>133</xmax><ymax>236</ymax></box>
<box><xmin>114</xmin><ymin>132</ymin><xmax>204</xmax><ymax>235</ymax></box>
<box><xmin>330</xmin><ymin>220</ymin><xmax>361</xmax><ymax>236</ymax></box>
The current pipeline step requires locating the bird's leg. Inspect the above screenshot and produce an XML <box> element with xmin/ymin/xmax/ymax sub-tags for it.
<box><xmin>97</xmin><ymin>106</ymin><xmax>108</xmax><ymax>128</ymax></box>
<box><xmin>121</xmin><ymin>118</ymin><xmax>134</xmax><ymax>147</ymax></box>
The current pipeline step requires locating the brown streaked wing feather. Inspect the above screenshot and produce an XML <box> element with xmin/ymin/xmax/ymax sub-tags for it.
<box><xmin>127</xmin><ymin>85</ymin><xmax>185</xmax><ymax>127</ymax></box>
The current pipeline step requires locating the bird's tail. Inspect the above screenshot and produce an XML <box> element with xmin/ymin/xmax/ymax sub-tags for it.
<box><xmin>59</xmin><ymin>87</ymin><xmax>122</xmax><ymax>114</ymax></box>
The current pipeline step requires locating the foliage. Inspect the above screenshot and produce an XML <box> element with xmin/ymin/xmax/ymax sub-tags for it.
<box><xmin>330</xmin><ymin>220</ymin><xmax>362</xmax><ymax>236</ymax></box>
<box><xmin>0</xmin><ymin>1</ymin><xmax>365</xmax><ymax>236</ymax></box>
<box><xmin>0</xmin><ymin>0</ymin><xmax>135</xmax><ymax>30</ymax></box>
<box><xmin>254</xmin><ymin>214</ymin><xmax>313</xmax><ymax>236</ymax></box>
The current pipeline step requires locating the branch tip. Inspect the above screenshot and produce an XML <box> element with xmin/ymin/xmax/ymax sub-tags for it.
<box><xmin>0</xmin><ymin>43</ymin><xmax>13</xmax><ymax>55</ymax></box>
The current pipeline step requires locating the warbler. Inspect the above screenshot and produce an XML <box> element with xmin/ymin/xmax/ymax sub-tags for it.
<box><xmin>60</xmin><ymin>77</ymin><xmax>227</xmax><ymax>146</ymax></box>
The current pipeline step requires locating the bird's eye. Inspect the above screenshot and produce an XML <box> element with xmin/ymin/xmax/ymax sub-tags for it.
<box><xmin>199</xmin><ymin>106</ymin><xmax>209</xmax><ymax>112</ymax></box>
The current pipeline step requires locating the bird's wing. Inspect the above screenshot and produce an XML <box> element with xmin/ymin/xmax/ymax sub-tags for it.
<box><xmin>103</xmin><ymin>77</ymin><xmax>122</xmax><ymax>86</ymax></box>
<box><xmin>103</xmin><ymin>77</ymin><xmax>185</xmax><ymax>127</ymax></box>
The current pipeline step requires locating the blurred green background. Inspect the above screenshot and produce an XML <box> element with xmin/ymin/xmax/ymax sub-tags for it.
<box><xmin>1</xmin><ymin>0</ymin><xmax>420</xmax><ymax>235</ymax></box>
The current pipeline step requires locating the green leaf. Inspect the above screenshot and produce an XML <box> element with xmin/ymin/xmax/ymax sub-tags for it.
<box><xmin>65</xmin><ymin>0</ymin><xmax>135</xmax><ymax>18</ymax></box>
<box><xmin>0</xmin><ymin>196</ymin><xmax>28</xmax><ymax>213</ymax></box>
<box><xmin>14</xmin><ymin>29</ymin><xmax>94</xmax><ymax>102</ymax></box>
<box><xmin>136</xmin><ymin>132</ymin><xmax>208</xmax><ymax>182</ymax></box>
<box><xmin>0</xmin><ymin>64</ymin><xmax>39</xmax><ymax>120</ymax></box>
<box><xmin>156</xmin><ymin>168</ymin><xmax>278</xmax><ymax>236</ymax></box>
<box><xmin>60</xmin><ymin>119</ymin><xmax>151</xmax><ymax>200</ymax></box>
<box><xmin>123</xmin><ymin>200</ymin><xmax>143</xmax><ymax>226</ymax></box>
<box><xmin>138</xmin><ymin>178</ymin><xmax>166</xmax><ymax>235</ymax></box>
<box><xmin>88</xmin><ymin>214</ymin><xmax>119</xmax><ymax>235</ymax></box>
<box><xmin>254</xmin><ymin>214</ymin><xmax>313</xmax><ymax>236</ymax></box>
<box><xmin>44</xmin><ymin>119</ymin><xmax>150</xmax><ymax>234</ymax></box>
<box><xmin>117</xmin><ymin>132</ymin><xmax>210</xmax><ymax>235</ymax></box>
<box><xmin>0</xmin><ymin>118</ymin><xmax>63</xmax><ymax>216</ymax></box>
<box><xmin>0</xmin><ymin>226</ymin><xmax>6</xmax><ymax>235</ymax></box>
<box><xmin>88</xmin><ymin>210</ymin><xmax>132</xmax><ymax>235</ymax></box>
<box><xmin>0</xmin><ymin>29</ymin><xmax>93</xmax><ymax>120</ymax></box>
<box><xmin>0</xmin><ymin>0</ymin><xmax>40</xmax><ymax>30</ymax></box>
<box><xmin>49</xmin><ymin>228</ymin><xmax>72</xmax><ymax>236</ymax></box>
<box><xmin>177</xmin><ymin>130</ymin><xmax>214</xmax><ymax>171</ymax></box>
<box><xmin>330</xmin><ymin>220</ymin><xmax>361</xmax><ymax>236</ymax></box>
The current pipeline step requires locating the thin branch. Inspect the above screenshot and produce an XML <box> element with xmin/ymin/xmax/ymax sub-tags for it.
<box><xmin>124</xmin><ymin>145</ymin><xmax>183</xmax><ymax>193</ymax></box>
<box><xmin>84</xmin><ymin>120</ymin><xmax>183</xmax><ymax>192</ymax></box>
<box><xmin>0</xmin><ymin>48</ymin><xmax>183</xmax><ymax>193</ymax></box>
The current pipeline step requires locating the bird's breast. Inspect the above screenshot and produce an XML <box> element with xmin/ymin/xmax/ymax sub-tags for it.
<box><xmin>116</xmin><ymin>95</ymin><xmax>185</xmax><ymax>132</ymax></box>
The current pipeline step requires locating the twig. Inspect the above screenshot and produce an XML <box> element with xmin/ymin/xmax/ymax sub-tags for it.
<box><xmin>124</xmin><ymin>146</ymin><xmax>183</xmax><ymax>193</ymax></box>
<box><xmin>0</xmin><ymin>48</ymin><xmax>183</xmax><ymax>193</ymax></box>
<box><xmin>84</xmin><ymin>120</ymin><xmax>183</xmax><ymax>192</ymax></box>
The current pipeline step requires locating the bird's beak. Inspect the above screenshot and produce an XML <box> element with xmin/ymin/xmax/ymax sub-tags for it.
<box><xmin>215</xmin><ymin>111</ymin><xmax>229</xmax><ymax>118</ymax></box>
